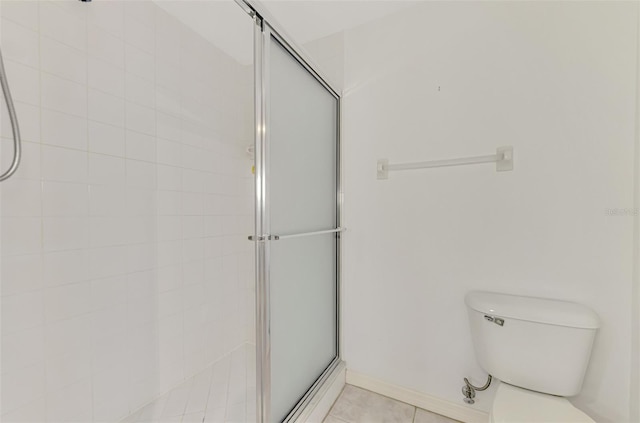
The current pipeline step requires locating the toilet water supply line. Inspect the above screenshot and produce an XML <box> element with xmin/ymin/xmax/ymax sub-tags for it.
<box><xmin>0</xmin><ymin>47</ymin><xmax>22</xmax><ymax>182</ymax></box>
<box><xmin>462</xmin><ymin>374</ymin><xmax>492</xmax><ymax>404</ymax></box>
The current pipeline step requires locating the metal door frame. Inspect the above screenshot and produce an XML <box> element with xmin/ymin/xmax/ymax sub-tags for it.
<box><xmin>236</xmin><ymin>1</ymin><xmax>343</xmax><ymax>421</ymax></box>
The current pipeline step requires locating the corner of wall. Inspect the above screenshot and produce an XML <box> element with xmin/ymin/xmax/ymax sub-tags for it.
<box><xmin>301</xmin><ymin>31</ymin><xmax>345</xmax><ymax>94</ymax></box>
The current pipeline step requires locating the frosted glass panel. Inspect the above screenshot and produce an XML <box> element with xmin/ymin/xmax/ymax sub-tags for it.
<box><xmin>266</xmin><ymin>36</ymin><xmax>339</xmax><ymax>422</ymax></box>
<box><xmin>269</xmin><ymin>38</ymin><xmax>337</xmax><ymax>235</ymax></box>
<box><xmin>270</xmin><ymin>234</ymin><xmax>337</xmax><ymax>422</ymax></box>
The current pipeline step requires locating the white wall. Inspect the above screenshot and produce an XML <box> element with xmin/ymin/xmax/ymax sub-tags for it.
<box><xmin>342</xmin><ymin>2</ymin><xmax>639</xmax><ymax>422</ymax></box>
<box><xmin>303</xmin><ymin>31</ymin><xmax>344</xmax><ymax>95</ymax></box>
<box><xmin>0</xmin><ymin>1</ymin><xmax>253</xmax><ymax>421</ymax></box>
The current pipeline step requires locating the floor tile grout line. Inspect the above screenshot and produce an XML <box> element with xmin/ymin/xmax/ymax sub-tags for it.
<box><xmin>196</xmin><ymin>363</ymin><xmax>216</xmax><ymax>419</ymax></box>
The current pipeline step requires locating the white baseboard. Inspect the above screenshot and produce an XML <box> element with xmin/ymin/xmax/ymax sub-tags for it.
<box><xmin>297</xmin><ymin>361</ymin><xmax>346</xmax><ymax>423</ymax></box>
<box><xmin>345</xmin><ymin>370</ymin><xmax>489</xmax><ymax>423</ymax></box>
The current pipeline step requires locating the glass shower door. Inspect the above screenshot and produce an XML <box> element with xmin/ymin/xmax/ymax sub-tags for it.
<box><xmin>254</xmin><ymin>21</ymin><xmax>341</xmax><ymax>423</ymax></box>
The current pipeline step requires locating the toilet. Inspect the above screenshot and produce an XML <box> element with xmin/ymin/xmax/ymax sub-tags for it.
<box><xmin>465</xmin><ymin>291</ymin><xmax>600</xmax><ymax>423</ymax></box>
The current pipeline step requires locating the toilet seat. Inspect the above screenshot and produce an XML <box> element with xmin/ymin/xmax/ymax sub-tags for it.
<box><xmin>490</xmin><ymin>382</ymin><xmax>595</xmax><ymax>423</ymax></box>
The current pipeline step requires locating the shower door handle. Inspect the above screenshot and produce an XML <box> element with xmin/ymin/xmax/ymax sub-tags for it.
<box><xmin>268</xmin><ymin>227</ymin><xmax>345</xmax><ymax>241</ymax></box>
<box><xmin>247</xmin><ymin>227</ymin><xmax>345</xmax><ymax>242</ymax></box>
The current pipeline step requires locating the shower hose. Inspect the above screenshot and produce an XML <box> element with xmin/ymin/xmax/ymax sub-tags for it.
<box><xmin>0</xmin><ymin>47</ymin><xmax>21</xmax><ymax>182</ymax></box>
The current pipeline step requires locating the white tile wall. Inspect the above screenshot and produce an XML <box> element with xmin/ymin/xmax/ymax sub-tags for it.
<box><xmin>0</xmin><ymin>1</ymin><xmax>255</xmax><ymax>421</ymax></box>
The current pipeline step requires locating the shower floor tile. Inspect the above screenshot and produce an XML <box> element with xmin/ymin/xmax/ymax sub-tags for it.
<box><xmin>121</xmin><ymin>344</ymin><xmax>255</xmax><ymax>423</ymax></box>
<box><xmin>323</xmin><ymin>385</ymin><xmax>460</xmax><ymax>423</ymax></box>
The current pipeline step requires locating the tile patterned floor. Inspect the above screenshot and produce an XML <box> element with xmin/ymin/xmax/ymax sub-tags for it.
<box><xmin>121</xmin><ymin>344</ymin><xmax>256</xmax><ymax>423</ymax></box>
<box><xmin>120</xmin><ymin>356</ymin><xmax>456</xmax><ymax>423</ymax></box>
<box><xmin>323</xmin><ymin>385</ymin><xmax>460</xmax><ymax>423</ymax></box>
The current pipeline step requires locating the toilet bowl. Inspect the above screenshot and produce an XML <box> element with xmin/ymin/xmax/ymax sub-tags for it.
<box><xmin>490</xmin><ymin>382</ymin><xmax>595</xmax><ymax>423</ymax></box>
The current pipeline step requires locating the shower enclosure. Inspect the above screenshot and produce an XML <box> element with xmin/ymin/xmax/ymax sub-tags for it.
<box><xmin>0</xmin><ymin>0</ymin><xmax>341</xmax><ymax>422</ymax></box>
<box><xmin>249</xmin><ymin>6</ymin><xmax>343</xmax><ymax>422</ymax></box>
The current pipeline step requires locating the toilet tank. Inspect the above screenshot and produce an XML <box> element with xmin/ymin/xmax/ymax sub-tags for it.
<box><xmin>465</xmin><ymin>291</ymin><xmax>600</xmax><ymax>397</ymax></box>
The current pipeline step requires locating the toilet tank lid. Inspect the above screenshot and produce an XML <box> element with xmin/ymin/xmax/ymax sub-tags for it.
<box><xmin>465</xmin><ymin>291</ymin><xmax>600</xmax><ymax>329</ymax></box>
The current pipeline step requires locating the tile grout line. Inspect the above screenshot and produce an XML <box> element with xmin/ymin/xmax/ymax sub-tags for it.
<box><xmin>83</xmin><ymin>3</ymin><xmax>93</xmax><ymax>420</ymax></box>
<box><xmin>37</xmin><ymin>0</ymin><xmax>48</xmax><ymax>421</ymax></box>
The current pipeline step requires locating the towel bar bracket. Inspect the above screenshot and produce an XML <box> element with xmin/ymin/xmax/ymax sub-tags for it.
<box><xmin>496</xmin><ymin>146</ymin><xmax>514</xmax><ymax>172</ymax></box>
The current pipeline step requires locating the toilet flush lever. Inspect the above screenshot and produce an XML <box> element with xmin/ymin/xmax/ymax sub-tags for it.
<box><xmin>484</xmin><ymin>315</ymin><xmax>505</xmax><ymax>327</ymax></box>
